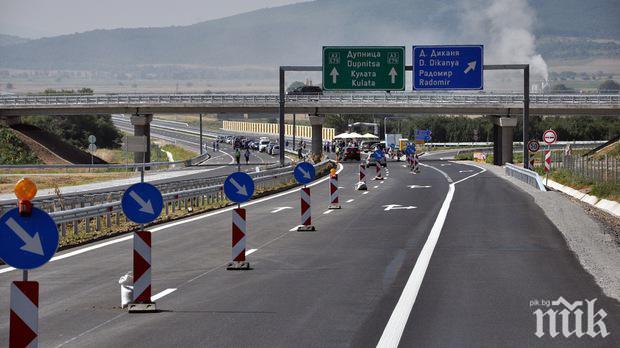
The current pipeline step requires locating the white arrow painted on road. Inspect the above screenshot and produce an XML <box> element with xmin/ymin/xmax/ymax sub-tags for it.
<box><xmin>6</xmin><ymin>218</ymin><xmax>44</xmax><ymax>256</ymax></box>
<box><xmin>229</xmin><ymin>178</ymin><xmax>249</xmax><ymax>196</ymax></box>
<box><xmin>382</xmin><ymin>204</ymin><xmax>417</xmax><ymax>211</ymax></box>
<box><xmin>440</xmin><ymin>164</ymin><xmax>451</xmax><ymax>167</ymax></box>
<box><xmin>459</xmin><ymin>170</ymin><xmax>474</xmax><ymax>173</ymax></box>
<box><xmin>271</xmin><ymin>207</ymin><xmax>292</xmax><ymax>213</ymax></box>
<box><xmin>330</xmin><ymin>67</ymin><xmax>340</xmax><ymax>84</ymax></box>
<box><xmin>464</xmin><ymin>61</ymin><xmax>477</xmax><ymax>74</ymax></box>
<box><xmin>129</xmin><ymin>191</ymin><xmax>155</xmax><ymax>214</ymax></box>
<box><xmin>298</xmin><ymin>166</ymin><xmax>311</xmax><ymax>179</ymax></box>
<box><xmin>389</xmin><ymin>67</ymin><xmax>398</xmax><ymax>84</ymax></box>
<box><xmin>407</xmin><ymin>185</ymin><xmax>431</xmax><ymax>189</ymax></box>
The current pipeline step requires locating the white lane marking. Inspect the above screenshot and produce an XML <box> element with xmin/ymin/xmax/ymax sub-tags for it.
<box><xmin>151</xmin><ymin>288</ymin><xmax>177</xmax><ymax>302</ymax></box>
<box><xmin>440</xmin><ymin>164</ymin><xmax>451</xmax><ymax>166</ymax></box>
<box><xmin>362</xmin><ymin>192</ymin><xmax>369</xmax><ymax>195</ymax></box>
<box><xmin>0</xmin><ymin>164</ymin><xmax>344</xmax><ymax>275</ymax></box>
<box><xmin>459</xmin><ymin>170</ymin><xmax>474</xmax><ymax>173</ymax></box>
<box><xmin>323</xmin><ymin>210</ymin><xmax>333</xmax><ymax>215</ymax></box>
<box><xmin>346</xmin><ymin>199</ymin><xmax>354</xmax><ymax>203</ymax></box>
<box><xmin>373</xmin><ymin>185</ymin><xmax>379</xmax><ymax>189</ymax></box>
<box><xmin>338</xmin><ymin>186</ymin><xmax>345</xmax><ymax>189</ymax></box>
<box><xmin>380</xmin><ymin>181</ymin><xmax>384</xmax><ymax>184</ymax></box>
<box><xmin>407</xmin><ymin>185</ymin><xmax>431</xmax><ymax>189</ymax></box>
<box><xmin>453</xmin><ymin>164</ymin><xmax>486</xmax><ymax>185</ymax></box>
<box><xmin>378</xmin><ymin>161</ymin><xmax>483</xmax><ymax>347</ymax></box>
<box><xmin>289</xmin><ymin>225</ymin><xmax>303</xmax><ymax>231</ymax></box>
<box><xmin>271</xmin><ymin>207</ymin><xmax>292</xmax><ymax>213</ymax></box>
<box><xmin>420</xmin><ymin>163</ymin><xmax>453</xmax><ymax>183</ymax></box>
<box><xmin>246</xmin><ymin>248</ymin><xmax>258</xmax><ymax>255</ymax></box>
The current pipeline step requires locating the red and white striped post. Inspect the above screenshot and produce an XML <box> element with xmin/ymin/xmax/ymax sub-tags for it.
<box><xmin>129</xmin><ymin>231</ymin><xmax>156</xmax><ymax>312</ymax></box>
<box><xmin>544</xmin><ymin>149</ymin><xmax>551</xmax><ymax>185</ymax></box>
<box><xmin>356</xmin><ymin>164</ymin><xmax>368</xmax><ymax>190</ymax></box>
<box><xmin>329</xmin><ymin>173</ymin><xmax>341</xmax><ymax>209</ymax></box>
<box><xmin>227</xmin><ymin>208</ymin><xmax>250</xmax><ymax>270</ymax></box>
<box><xmin>298</xmin><ymin>187</ymin><xmax>315</xmax><ymax>231</ymax></box>
<box><xmin>374</xmin><ymin>163</ymin><xmax>384</xmax><ymax>180</ymax></box>
<box><xmin>10</xmin><ymin>281</ymin><xmax>38</xmax><ymax>348</ymax></box>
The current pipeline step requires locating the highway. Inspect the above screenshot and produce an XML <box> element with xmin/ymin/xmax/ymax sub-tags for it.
<box><xmin>1</xmin><ymin>155</ymin><xmax>618</xmax><ymax>346</ymax></box>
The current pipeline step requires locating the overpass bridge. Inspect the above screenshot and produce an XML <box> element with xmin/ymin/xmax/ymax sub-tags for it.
<box><xmin>1</xmin><ymin>92</ymin><xmax>618</xmax><ymax>166</ymax></box>
<box><xmin>0</xmin><ymin>93</ymin><xmax>619</xmax><ymax>116</ymax></box>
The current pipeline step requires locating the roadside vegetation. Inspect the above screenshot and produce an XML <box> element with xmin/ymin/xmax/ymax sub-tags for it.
<box><xmin>0</xmin><ymin>126</ymin><xmax>40</xmax><ymax>164</ymax></box>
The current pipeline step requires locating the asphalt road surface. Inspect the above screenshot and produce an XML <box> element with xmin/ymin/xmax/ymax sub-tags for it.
<box><xmin>0</xmin><ymin>156</ymin><xmax>618</xmax><ymax>347</ymax></box>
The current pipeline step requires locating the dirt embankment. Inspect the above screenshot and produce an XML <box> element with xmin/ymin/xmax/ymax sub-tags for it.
<box><xmin>10</xmin><ymin>124</ymin><xmax>106</xmax><ymax>164</ymax></box>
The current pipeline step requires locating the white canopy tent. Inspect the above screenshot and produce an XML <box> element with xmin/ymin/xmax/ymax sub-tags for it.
<box><xmin>333</xmin><ymin>132</ymin><xmax>364</xmax><ymax>139</ymax></box>
<box><xmin>361</xmin><ymin>133</ymin><xmax>379</xmax><ymax>139</ymax></box>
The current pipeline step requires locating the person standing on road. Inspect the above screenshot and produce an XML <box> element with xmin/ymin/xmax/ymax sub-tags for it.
<box><xmin>216</xmin><ymin>142</ymin><xmax>220</xmax><ymax>151</ymax></box>
<box><xmin>297</xmin><ymin>147</ymin><xmax>303</xmax><ymax>160</ymax></box>
<box><xmin>212</xmin><ymin>141</ymin><xmax>216</xmax><ymax>152</ymax></box>
<box><xmin>234</xmin><ymin>148</ymin><xmax>241</xmax><ymax>165</ymax></box>
<box><xmin>244</xmin><ymin>149</ymin><xmax>250</xmax><ymax>164</ymax></box>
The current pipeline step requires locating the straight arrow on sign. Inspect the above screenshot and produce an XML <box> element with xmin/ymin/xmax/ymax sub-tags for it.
<box><xmin>6</xmin><ymin>218</ymin><xmax>44</xmax><ymax>256</ymax></box>
<box><xmin>129</xmin><ymin>191</ymin><xmax>155</xmax><ymax>214</ymax></box>
<box><xmin>389</xmin><ymin>67</ymin><xmax>398</xmax><ymax>84</ymax></box>
<box><xmin>330</xmin><ymin>67</ymin><xmax>339</xmax><ymax>84</ymax></box>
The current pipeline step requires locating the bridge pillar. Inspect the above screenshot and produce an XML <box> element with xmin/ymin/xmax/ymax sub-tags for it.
<box><xmin>309</xmin><ymin>115</ymin><xmax>324</xmax><ymax>162</ymax></box>
<box><xmin>131</xmin><ymin>114</ymin><xmax>153</xmax><ymax>164</ymax></box>
<box><xmin>490</xmin><ymin>116</ymin><xmax>518</xmax><ymax>165</ymax></box>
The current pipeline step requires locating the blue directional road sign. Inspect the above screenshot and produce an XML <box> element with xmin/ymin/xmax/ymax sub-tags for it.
<box><xmin>413</xmin><ymin>45</ymin><xmax>483</xmax><ymax>90</ymax></box>
<box><xmin>294</xmin><ymin>162</ymin><xmax>316</xmax><ymax>185</ymax></box>
<box><xmin>122</xmin><ymin>182</ymin><xmax>163</xmax><ymax>224</ymax></box>
<box><xmin>0</xmin><ymin>207</ymin><xmax>59</xmax><ymax>269</ymax></box>
<box><xmin>373</xmin><ymin>149</ymin><xmax>385</xmax><ymax>161</ymax></box>
<box><xmin>224</xmin><ymin>172</ymin><xmax>255</xmax><ymax>203</ymax></box>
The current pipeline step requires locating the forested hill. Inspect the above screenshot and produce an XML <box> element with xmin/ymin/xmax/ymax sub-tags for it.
<box><xmin>0</xmin><ymin>0</ymin><xmax>618</xmax><ymax>70</ymax></box>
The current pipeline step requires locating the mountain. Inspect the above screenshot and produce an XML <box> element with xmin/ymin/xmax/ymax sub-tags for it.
<box><xmin>0</xmin><ymin>0</ymin><xmax>618</xmax><ymax>70</ymax></box>
<box><xmin>0</xmin><ymin>34</ymin><xmax>30</xmax><ymax>47</ymax></box>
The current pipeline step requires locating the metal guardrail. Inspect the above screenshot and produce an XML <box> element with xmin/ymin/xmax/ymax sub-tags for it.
<box><xmin>505</xmin><ymin>163</ymin><xmax>546</xmax><ymax>191</ymax></box>
<box><xmin>0</xmin><ymin>93</ymin><xmax>618</xmax><ymax>106</ymax></box>
<box><xmin>0</xmin><ymin>152</ymin><xmax>210</xmax><ymax>170</ymax></box>
<box><xmin>45</xmin><ymin>160</ymin><xmax>333</xmax><ymax>236</ymax></box>
<box><xmin>0</xmin><ymin>163</ymin><xmax>296</xmax><ymax>214</ymax></box>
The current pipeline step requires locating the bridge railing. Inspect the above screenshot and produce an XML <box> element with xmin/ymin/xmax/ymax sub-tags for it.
<box><xmin>1</xmin><ymin>93</ymin><xmax>618</xmax><ymax>106</ymax></box>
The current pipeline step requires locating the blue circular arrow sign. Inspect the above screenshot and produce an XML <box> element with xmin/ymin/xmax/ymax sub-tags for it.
<box><xmin>122</xmin><ymin>182</ymin><xmax>163</xmax><ymax>224</ymax></box>
<box><xmin>224</xmin><ymin>172</ymin><xmax>255</xmax><ymax>203</ymax></box>
<box><xmin>294</xmin><ymin>162</ymin><xmax>315</xmax><ymax>185</ymax></box>
<box><xmin>0</xmin><ymin>207</ymin><xmax>59</xmax><ymax>270</ymax></box>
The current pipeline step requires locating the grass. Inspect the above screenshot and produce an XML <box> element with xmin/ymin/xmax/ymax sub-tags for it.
<box><xmin>161</xmin><ymin>144</ymin><xmax>196</xmax><ymax>161</ymax></box>
<box><xmin>534</xmin><ymin>167</ymin><xmax>620</xmax><ymax>201</ymax></box>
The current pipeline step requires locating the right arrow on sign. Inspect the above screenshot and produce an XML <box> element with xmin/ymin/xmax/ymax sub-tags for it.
<box><xmin>330</xmin><ymin>67</ymin><xmax>339</xmax><ymax>84</ymax></box>
<box><xmin>464</xmin><ymin>61</ymin><xmax>477</xmax><ymax>74</ymax></box>
<box><xmin>389</xmin><ymin>67</ymin><xmax>398</xmax><ymax>84</ymax></box>
<box><xmin>6</xmin><ymin>218</ymin><xmax>44</xmax><ymax>256</ymax></box>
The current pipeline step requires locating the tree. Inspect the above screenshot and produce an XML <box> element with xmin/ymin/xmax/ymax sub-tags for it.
<box><xmin>5</xmin><ymin>82</ymin><xmax>13</xmax><ymax>90</ymax></box>
<box><xmin>549</xmin><ymin>84</ymin><xmax>575</xmax><ymax>94</ymax></box>
<box><xmin>287</xmin><ymin>81</ymin><xmax>305</xmax><ymax>93</ymax></box>
<box><xmin>598</xmin><ymin>80</ymin><xmax>620</xmax><ymax>93</ymax></box>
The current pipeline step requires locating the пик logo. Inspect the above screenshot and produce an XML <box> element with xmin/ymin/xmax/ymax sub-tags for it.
<box><xmin>532</xmin><ymin>297</ymin><xmax>609</xmax><ymax>338</ymax></box>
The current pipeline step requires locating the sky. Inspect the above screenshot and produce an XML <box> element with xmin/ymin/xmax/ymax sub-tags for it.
<box><xmin>0</xmin><ymin>0</ymin><xmax>312</xmax><ymax>39</ymax></box>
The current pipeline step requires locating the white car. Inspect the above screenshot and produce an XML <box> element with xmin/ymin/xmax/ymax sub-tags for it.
<box><xmin>271</xmin><ymin>145</ymin><xmax>280</xmax><ymax>155</ymax></box>
<box><xmin>258</xmin><ymin>139</ymin><xmax>270</xmax><ymax>152</ymax></box>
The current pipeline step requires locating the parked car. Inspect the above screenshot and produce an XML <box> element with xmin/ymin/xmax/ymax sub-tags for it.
<box><xmin>343</xmin><ymin>147</ymin><xmax>361</xmax><ymax>161</ymax></box>
<box><xmin>271</xmin><ymin>145</ymin><xmax>280</xmax><ymax>156</ymax></box>
<box><xmin>216</xmin><ymin>135</ymin><xmax>226</xmax><ymax>143</ymax></box>
<box><xmin>267</xmin><ymin>143</ymin><xmax>277</xmax><ymax>155</ymax></box>
<box><xmin>360</xmin><ymin>140</ymin><xmax>380</xmax><ymax>154</ymax></box>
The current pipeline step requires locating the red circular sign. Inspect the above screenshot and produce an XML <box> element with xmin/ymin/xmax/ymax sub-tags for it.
<box><xmin>543</xmin><ymin>129</ymin><xmax>557</xmax><ymax>145</ymax></box>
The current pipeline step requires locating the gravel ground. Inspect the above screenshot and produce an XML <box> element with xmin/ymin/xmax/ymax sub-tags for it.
<box><xmin>467</xmin><ymin>161</ymin><xmax>620</xmax><ymax>301</ymax></box>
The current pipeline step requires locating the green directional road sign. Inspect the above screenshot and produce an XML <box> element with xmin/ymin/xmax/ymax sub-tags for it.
<box><xmin>323</xmin><ymin>46</ymin><xmax>405</xmax><ymax>91</ymax></box>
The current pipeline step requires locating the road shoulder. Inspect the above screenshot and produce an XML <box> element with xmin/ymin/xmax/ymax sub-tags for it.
<box><xmin>468</xmin><ymin>160</ymin><xmax>620</xmax><ymax>301</ymax></box>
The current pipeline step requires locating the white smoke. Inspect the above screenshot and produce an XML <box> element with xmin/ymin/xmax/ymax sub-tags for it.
<box><xmin>458</xmin><ymin>0</ymin><xmax>549</xmax><ymax>91</ymax></box>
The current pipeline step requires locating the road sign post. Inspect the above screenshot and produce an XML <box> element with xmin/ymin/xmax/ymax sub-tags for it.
<box><xmin>323</xmin><ymin>46</ymin><xmax>405</xmax><ymax>91</ymax></box>
<box><xmin>121</xmin><ymin>182</ymin><xmax>163</xmax><ymax>312</ymax></box>
<box><xmin>0</xmin><ymin>179</ymin><xmax>58</xmax><ymax>348</ymax></box>
<box><xmin>413</xmin><ymin>45</ymin><xmax>483</xmax><ymax>90</ymax></box>
<box><xmin>224</xmin><ymin>172</ymin><xmax>255</xmax><ymax>270</ymax></box>
<box><xmin>542</xmin><ymin>129</ymin><xmax>557</xmax><ymax>185</ymax></box>
<box><xmin>294</xmin><ymin>162</ymin><xmax>316</xmax><ymax>231</ymax></box>
<box><xmin>527</xmin><ymin>140</ymin><xmax>541</xmax><ymax>170</ymax></box>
